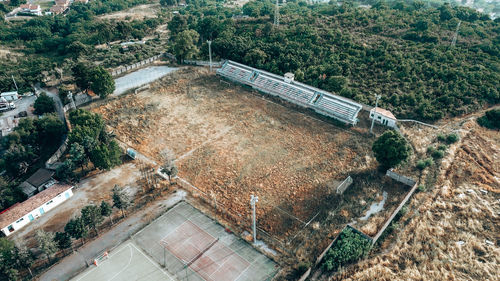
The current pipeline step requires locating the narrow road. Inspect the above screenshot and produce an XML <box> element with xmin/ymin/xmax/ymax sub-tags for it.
<box><xmin>38</xmin><ymin>191</ymin><xmax>186</xmax><ymax>281</ymax></box>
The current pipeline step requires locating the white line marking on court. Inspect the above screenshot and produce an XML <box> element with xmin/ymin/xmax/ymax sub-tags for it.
<box><xmin>206</xmin><ymin>253</ymin><xmax>227</xmax><ymax>279</ymax></box>
<box><xmin>130</xmin><ymin>242</ymin><xmax>175</xmax><ymax>281</ymax></box>
<box><xmin>74</xmin><ymin>243</ymin><xmax>130</xmax><ymax>281</ymax></box>
<box><xmin>233</xmin><ymin>255</ymin><xmax>262</xmax><ymax>281</ymax></box>
<box><xmin>108</xmin><ymin>244</ymin><xmax>133</xmax><ymax>281</ymax></box>
<box><xmin>132</xmin><ymin>203</ymin><xmax>184</xmax><ymax>239</ymax></box>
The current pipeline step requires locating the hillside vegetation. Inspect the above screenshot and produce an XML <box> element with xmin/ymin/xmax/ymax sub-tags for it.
<box><xmin>206</xmin><ymin>0</ymin><xmax>499</xmax><ymax>121</ymax></box>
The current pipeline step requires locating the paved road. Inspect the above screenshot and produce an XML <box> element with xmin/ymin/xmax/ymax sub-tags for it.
<box><xmin>0</xmin><ymin>95</ymin><xmax>36</xmax><ymax>118</ymax></box>
<box><xmin>113</xmin><ymin>66</ymin><xmax>179</xmax><ymax>96</ymax></box>
<box><xmin>39</xmin><ymin>191</ymin><xmax>186</xmax><ymax>281</ymax></box>
<box><xmin>35</xmin><ymin>86</ymin><xmax>66</xmax><ymax>123</ymax></box>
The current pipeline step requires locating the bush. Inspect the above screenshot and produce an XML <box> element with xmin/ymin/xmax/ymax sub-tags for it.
<box><xmin>477</xmin><ymin>109</ymin><xmax>500</xmax><ymax>130</ymax></box>
<box><xmin>418</xmin><ymin>184</ymin><xmax>427</xmax><ymax>192</ymax></box>
<box><xmin>437</xmin><ymin>134</ymin><xmax>446</xmax><ymax>142</ymax></box>
<box><xmin>431</xmin><ymin>149</ymin><xmax>444</xmax><ymax>159</ymax></box>
<box><xmin>417</xmin><ymin>157</ymin><xmax>434</xmax><ymax>170</ymax></box>
<box><xmin>446</xmin><ymin>133</ymin><xmax>459</xmax><ymax>144</ymax></box>
<box><xmin>323</xmin><ymin>227</ymin><xmax>372</xmax><ymax>272</ymax></box>
<box><xmin>437</xmin><ymin>144</ymin><xmax>448</xmax><ymax>151</ymax></box>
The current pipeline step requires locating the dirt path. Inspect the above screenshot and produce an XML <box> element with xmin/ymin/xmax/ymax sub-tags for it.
<box><xmin>38</xmin><ymin>190</ymin><xmax>186</xmax><ymax>281</ymax></box>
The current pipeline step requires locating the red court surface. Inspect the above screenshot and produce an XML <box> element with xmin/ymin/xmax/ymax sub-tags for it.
<box><xmin>162</xmin><ymin>221</ymin><xmax>250</xmax><ymax>281</ymax></box>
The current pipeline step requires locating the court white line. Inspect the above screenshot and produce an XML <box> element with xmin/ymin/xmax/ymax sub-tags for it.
<box><xmin>130</xmin><ymin>242</ymin><xmax>175</xmax><ymax>281</ymax></box>
<box><xmin>132</xmin><ymin>203</ymin><xmax>184</xmax><ymax>239</ymax></box>
<box><xmin>233</xmin><ymin>255</ymin><xmax>263</xmax><ymax>281</ymax></box>
<box><xmin>74</xmin><ymin>243</ymin><xmax>131</xmax><ymax>281</ymax></box>
<box><xmin>108</xmin><ymin>244</ymin><xmax>133</xmax><ymax>281</ymax></box>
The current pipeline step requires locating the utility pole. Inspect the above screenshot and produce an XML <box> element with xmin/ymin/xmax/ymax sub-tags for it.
<box><xmin>11</xmin><ymin>75</ymin><xmax>18</xmax><ymax>92</ymax></box>
<box><xmin>370</xmin><ymin>94</ymin><xmax>381</xmax><ymax>135</ymax></box>
<box><xmin>275</xmin><ymin>0</ymin><xmax>280</xmax><ymax>26</ymax></box>
<box><xmin>451</xmin><ymin>20</ymin><xmax>461</xmax><ymax>47</ymax></box>
<box><xmin>207</xmin><ymin>40</ymin><xmax>212</xmax><ymax>72</ymax></box>
<box><xmin>250</xmin><ymin>195</ymin><xmax>259</xmax><ymax>244</ymax></box>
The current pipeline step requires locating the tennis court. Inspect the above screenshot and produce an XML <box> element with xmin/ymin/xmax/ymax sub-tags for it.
<box><xmin>133</xmin><ymin>201</ymin><xmax>278</xmax><ymax>281</ymax></box>
<box><xmin>73</xmin><ymin>241</ymin><xmax>175</xmax><ymax>281</ymax></box>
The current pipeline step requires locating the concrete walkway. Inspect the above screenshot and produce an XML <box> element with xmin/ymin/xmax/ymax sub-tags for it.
<box><xmin>38</xmin><ymin>191</ymin><xmax>186</xmax><ymax>281</ymax></box>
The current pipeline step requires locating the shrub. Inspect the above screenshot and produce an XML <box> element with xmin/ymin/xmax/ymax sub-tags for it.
<box><xmin>477</xmin><ymin>109</ymin><xmax>500</xmax><ymax>130</ymax></box>
<box><xmin>438</xmin><ymin>144</ymin><xmax>447</xmax><ymax>151</ymax></box>
<box><xmin>416</xmin><ymin>160</ymin><xmax>427</xmax><ymax>170</ymax></box>
<box><xmin>427</xmin><ymin>146</ymin><xmax>436</xmax><ymax>154</ymax></box>
<box><xmin>417</xmin><ymin>157</ymin><xmax>434</xmax><ymax>170</ymax></box>
<box><xmin>323</xmin><ymin>227</ymin><xmax>372</xmax><ymax>272</ymax></box>
<box><xmin>446</xmin><ymin>133</ymin><xmax>459</xmax><ymax>144</ymax></box>
<box><xmin>418</xmin><ymin>184</ymin><xmax>427</xmax><ymax>192</ymax></box>
<box><xmin>431</xmin><ymin>149</ymin><xmax>444</xmax><ymax>159</ymax></box>
<box><xmin>437</xmin><ymin>134</ymin><xmax>446</xmax><ymax>142</ymax></box>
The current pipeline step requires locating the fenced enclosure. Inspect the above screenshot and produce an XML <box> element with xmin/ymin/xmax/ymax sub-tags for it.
<box><xmin>111</xmin><ymin>54</ymin><xmax>164</xmax><ymax>77</ymax></box>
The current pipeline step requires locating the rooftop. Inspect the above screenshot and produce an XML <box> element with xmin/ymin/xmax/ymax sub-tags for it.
<box><xmin>0</xmin><ymin>184</ymin><xmax>73</xmax><ymax>229</ymax></box>
<box><xmin>26</xmin><ymin>168</ymin><xmax>54</xmax><ymax>188</ymax></box>
<box><xmin>372</xmin><ymin>107</ymin><xmax>397</xmax><ymax>120</ymax></box>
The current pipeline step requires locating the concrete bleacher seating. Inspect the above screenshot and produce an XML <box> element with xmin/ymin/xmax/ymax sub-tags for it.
<box><xmin>217</xmin><ymin>60</ymin><xmax>362</xmax><ymax>125</ymax></box>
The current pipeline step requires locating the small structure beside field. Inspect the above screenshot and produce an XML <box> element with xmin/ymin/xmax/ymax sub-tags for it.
<box><xmin>18</xmin><ymin>168</ymin><xmax>56</xmax><ymax>197</ymax></box>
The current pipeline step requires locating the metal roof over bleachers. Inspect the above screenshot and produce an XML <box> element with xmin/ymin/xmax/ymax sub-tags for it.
<box><xmin>217</xmin><ymin>60</ymin><xmax>362</xmax><ymax>125</ymax></box>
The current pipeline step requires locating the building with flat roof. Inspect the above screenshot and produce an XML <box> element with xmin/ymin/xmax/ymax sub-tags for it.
<box><xmin>18</xmin><ymin>168</ymin><xmax>56</xmax><ymax>197</ymax></box>
<box><xmin>0</xmin><ymin>184</ymin><xmax>74</xmax><ymax>237</ymax></box>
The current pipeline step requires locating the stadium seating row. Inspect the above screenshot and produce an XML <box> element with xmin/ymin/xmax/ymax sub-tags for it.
<box><xmin>217</xmin><ymin>60</ymin><xmax>362</xmax><ymax>125</ymax></box>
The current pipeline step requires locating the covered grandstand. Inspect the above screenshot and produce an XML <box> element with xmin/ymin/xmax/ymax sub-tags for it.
<box><xmin>217</xmin><ymin>60</ymin><xmax>363</xmax><ymax>125</ymax></box>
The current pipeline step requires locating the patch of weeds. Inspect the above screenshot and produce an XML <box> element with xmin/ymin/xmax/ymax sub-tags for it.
<box><xmin>416</xmin><ymin>157</ymin><xmax>434</xmax><ymax>170</ymax></box>
<box><xmin>418</xmin><ymin>184</ymin><xmax>427</xmax><ymax>192</ymax></box>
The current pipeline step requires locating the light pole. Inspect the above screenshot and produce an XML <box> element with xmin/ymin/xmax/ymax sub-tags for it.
<box><xmin>370</xmin><ymin>94</ymin><xmax>381</xmax><ymax>135</ymax></box>
<box><xmin>207</xmin><ymin>40</ymin><xmax>212</xmax><ymax>72</ymax></box>
<box><xmin>250</xmin><ymin>194</ymin><xmax>259</xmax><ymax>244</ymax></box>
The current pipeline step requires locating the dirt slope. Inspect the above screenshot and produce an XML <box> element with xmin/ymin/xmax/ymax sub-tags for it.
<box><xmin>331</xmin><ymin>120</ymin><xmax>499</xmax><ymax>281</ymax></box>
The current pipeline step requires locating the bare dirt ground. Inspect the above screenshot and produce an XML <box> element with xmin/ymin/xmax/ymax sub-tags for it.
<box><xmin>331</xmin><ymin>119</ymin><xmax>500</xmax><ymax>280</ymax></box>
<box><xmin>10</xmin><ymin>162</ymin><xmax>142</xmax><ymax>248</ymax></box>
<box><xmin>90</xmin><ymin>68</ymin><xmax>409</xmax><ymax>263</ymax></box>
<box><xmin>98</xmin><ymin>3</ymin><xmax>162</xmax><ymax>21</ymax></box>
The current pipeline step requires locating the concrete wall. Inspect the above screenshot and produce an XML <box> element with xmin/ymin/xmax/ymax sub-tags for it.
<box><xmin>386</xmin><ymin>169</ymin><xmax>416</xmax><ymax>186</ymax></box>
<box><xmin>1</xmin><ymin>187</ymin><xmax>73</xmax><ymax>236</ymax></box>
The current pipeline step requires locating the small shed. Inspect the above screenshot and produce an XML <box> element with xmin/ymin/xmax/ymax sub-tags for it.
<box><xmin>370</xmin><ymin>107</ymin><xmax>397</xmax><ymax>128</ymax></box>
<box><xmin>19</xmin><ymin>168</ymin><xmax>56</xmax><ymax>197</ymax></box>
<box><xmin>1</xmin><ymin>91</ymin><xmax>19</xmax><ymax>101</ymax></box>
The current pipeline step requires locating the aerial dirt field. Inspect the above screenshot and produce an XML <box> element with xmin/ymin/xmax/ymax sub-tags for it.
<box><xmin>331</xmin><ymin>119</ymin><xmax>500</xmax><ymax>281</ymax></box>
<box><xmin>98</xmin><ymin>3</ymin><xmax>162</xmax><ymax>21</ymax></box>
<box><xmin>91</xmin><ymin>67</ymin><xmax>409</xmax><ymax>258</ymax></box>
<box><xmin>10</xmin><ymin>163</ymin><xmax>142</xmax><ymax>248</ymax></box>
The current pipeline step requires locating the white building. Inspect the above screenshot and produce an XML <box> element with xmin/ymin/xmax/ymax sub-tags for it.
<box><xmin>0</xmin><ymin>184</ymin><xmax>74</xmax><ymax>237</ymax></box>
<box><xmin>19</xmin><ymin>4</ymin><xmax>42</xmax><ymax>16</ymax></box>
<box><xmin>1</xmin><ymin>91</ymin><xmax>19</xmax><ymax>101</ymax></box>
<box><xmin>370</xmin><ymin>107</ymin><xmax>397</xmax><ymax>128</ymax></box>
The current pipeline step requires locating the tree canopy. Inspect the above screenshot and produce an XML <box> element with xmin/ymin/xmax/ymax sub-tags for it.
<box><xmin>372</xmin><ymin>130</ymin><xmax>412</xmax><ymax>169</ymax></box>
<box><xmin>33</xmin><ymin>93</ymin><xmax>55</xmax><ymax>115</ymax></box>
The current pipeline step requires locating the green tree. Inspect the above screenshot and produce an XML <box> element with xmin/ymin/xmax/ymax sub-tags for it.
<box><xmin>36</xmin><ymin>113</ymin><xmax>65</xmax><ymax>147</ymax></box>
<box><xmin>160</xmin><ymin>0</ymin><xmax>177</xmax><ymax>6</ymax></box>
<box><xmin>54</xmin><ymin>232</ymin><xmax>73</xmax><ymax>255</ymax></box>
<box><xmin>13</xmin><ymin>245</ymin><xmax>34</xmax><ymax>278</ymax></box>
<box><xmin>168</xmin><ymin>14</ymin><xmax>188</xmax><ymax>37</ymax></box>
<box><xmin>477</xmin><ymin>109</ymin><xmax>500</xmax><ymax>130</ymax></box>
<box><xmin>33</xmin><ymin>93</ymin><xmax>55</xmax><ymax>115</ymax></box>
<box><xmin>173</xmin><ymin>29</ymin><xmax>199</xmax><ymax>63</ymax></box>
<box><xmin>64</xmin><ymin>216</ymin><xmax>88</xmax><ymax>246</ymax></box>
<box><xmin>81</xmin><ymin>205</ymin><xmax>104</xmax><ymax>236</ymax></box>
<box><xmin>112</xmin><ymin>185</ymin><xmax>131</xmax><ymax>218</ymax></box>
<box><xmin>35</xmin><ymin>230</ymin><xmax>58</xmax><ymax>264</ymax></box>
<box><xmin>72</xmin><ymin>62</ymin><xmax>93</xmax><ymax>91</ymax></box>
<box><xmin>100</xmin><ymin>200</ymin><xmax>113</xmax><ymax>225</ymax></box>
<box><xmin>372</xmin><ymin>130</ymin><xmax>412</xmax><ymax>169</ymax></box>
<box><xmin>89</xmin><ymin>141</ymin><xmax>122</xmax><ymax>170</ymax></box>
<box><xmin>0</xmin><ymin>238</ymin><xmax>16</xmax><ymax>280</ymax></box>
<box><xmin>89</xmin><ymin>66</ymin><xmax>115</xmax><ymax>98</ymax></box>
<box><xmin>55</xmin><ymin>160</ymin><xmax>75</xmax><ymax>181</ymax></box>
<box><xmin>69</xmin><ymin>142</ymin><xmax>87</xmax><ymax>170</ymax></box>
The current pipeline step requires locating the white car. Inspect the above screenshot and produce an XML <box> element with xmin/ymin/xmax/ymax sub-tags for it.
<box><xmin>9</xmin><ymin>102</ymin><xmax>15</xmax><ymax>109</ymax></box>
